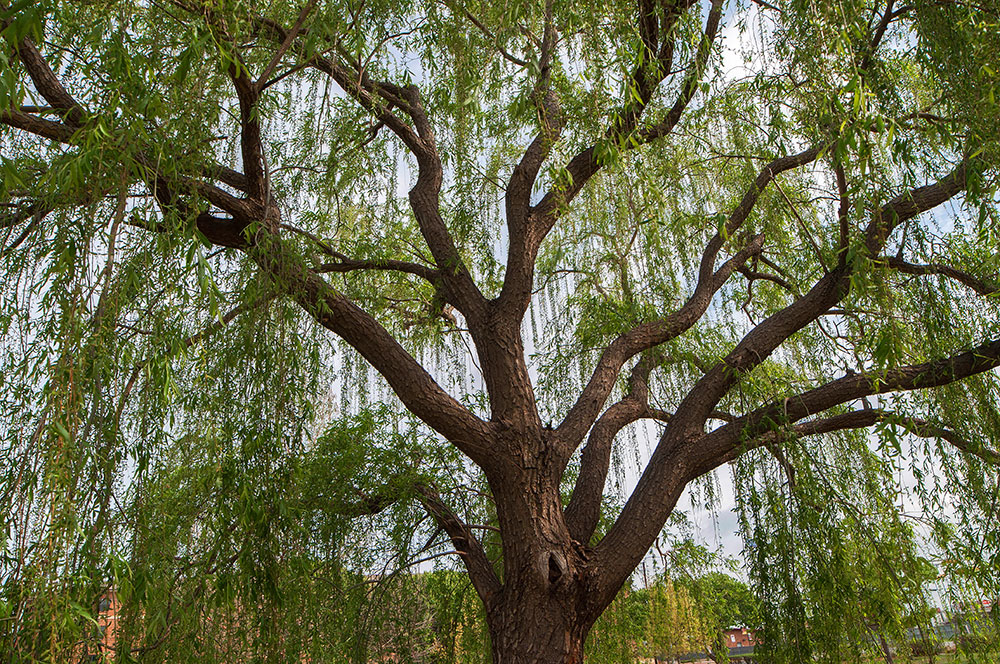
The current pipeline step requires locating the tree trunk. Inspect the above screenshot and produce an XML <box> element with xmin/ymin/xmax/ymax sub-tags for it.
<box><xmin>877</xmin><ymin>633</ymin><xmax>895</xmax><ymax>664</ymax></box>
<box><xmin>488</xmin><ymin>594</ymin><xmax>589</xmax><ymax>664</ymax></box>
<box><xmin>481</xmin><ymin>450</ymin><xmax>600</xmax><ymax>664</ymax></box>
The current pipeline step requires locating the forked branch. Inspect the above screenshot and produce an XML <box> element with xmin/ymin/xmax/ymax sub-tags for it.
<box><xmin>564</xmin><ymin>355</ymin><xmax>669</xmax><ymax>542</ymax></box>
<box><xmin>555</xmin><ymin>145</ymin><xmax>823</xmax><ymax>452</ymax></box>
<box><xmin>496</xmin><ymin>0</ymin><xmax>721</xmax><ymax>321</ymax></box>
<box><xmin>593</xmin><ymin>159</ymin><xmax>970</xmax><ymax>591</ymax></box>
<box><xmin>537</xmin><ymin>0</ymin><xmax>721</xmax><ymax>220</ymax></box>
<box><xmin>498</xmin><ymin>0</ymin><xmax>562</xmax><ymax>318</ymax></box>
<box><xmin>682</xmin><ymin>160</ymin><xmax>969</xmax><ymax>428</ymax></box>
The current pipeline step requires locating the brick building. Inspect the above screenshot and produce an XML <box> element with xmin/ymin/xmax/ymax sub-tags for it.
<box><xmin>77</xmin><ymin>590</ymin><xmax>120</xmax><ymax>662</ymax></box>
<box><xmin>723</xmin><ymin>626</ymin><xmax>757</xmax><ymax>649</ymax></box>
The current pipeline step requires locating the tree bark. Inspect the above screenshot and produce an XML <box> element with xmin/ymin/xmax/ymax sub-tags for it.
<box><xmin>480</xmin><ymin>439</ymin><xmax>600</xmax><ymax>664</ymax></box>
<box><xmin>488</xmin><ymin>598</ymin><xmax>589</xmax><ymax>664</ymax></box>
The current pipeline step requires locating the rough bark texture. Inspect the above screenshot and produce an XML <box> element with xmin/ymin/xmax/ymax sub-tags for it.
<box><xmin>485</xmin><ymin>461</ymin><xmax>598</xmax><ymax>664</ymax></box>
<box><xmin>488</xmin><ymin>596</ymin><xmax>588</xmax><ymax>664</ymax></box>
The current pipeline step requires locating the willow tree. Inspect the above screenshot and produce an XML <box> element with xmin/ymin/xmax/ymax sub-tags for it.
<box><xmin>2</xmin><ymin>0</ymin><xmax>1000</xmax><ymax>662</ymax></box>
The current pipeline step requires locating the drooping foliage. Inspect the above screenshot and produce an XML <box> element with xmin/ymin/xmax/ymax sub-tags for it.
<box><xmin>1</xmin><ymin>0</ymin><xmax>999</xmax><ymax>661</ymax></box>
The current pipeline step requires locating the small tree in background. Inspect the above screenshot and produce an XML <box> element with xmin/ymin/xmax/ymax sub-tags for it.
<box><xmin>678</xmin><ymin>572</ymin><xmax>758</xmax><ymax>662</ymax></box>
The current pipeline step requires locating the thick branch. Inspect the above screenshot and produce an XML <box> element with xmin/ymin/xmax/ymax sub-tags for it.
<box><xmin>315</xmin><ymin>257</ymin><xmax>440</xmax><ymax>283</ymax></box>
<box><xmin>0</xmin><ymin>107</ymin><xmax>251</xmax><ymax>206</ymax></box>
<box><xmin>683</xmin><ymin>160</ymin><xmax>968</xmax><ymax>429</ymax></box>
<box><xmin>709</xmin><ymin>408</ymin><xmax>999</xmax><ymax>471</ymax></box>
<box><xmin>415</xmin><ymin>484</ymin><xmax>501</xmax><ymax>604</ymax></box>
<box><xmin>555</xmin><ymin>145</ymin><xmax>822</xmax><ymax>453</ymax></box>
<box><xmin>0</xmin><ymin>114</ymin><xmax>252</xmax><ymax>224</ymax></box>
<box><xmin>863</xmin><ymin>162</ymin><xmax>967</xmax><ymax>254</ymax></box>
<box><xmin>308</xmin><ymin>484</ymin><xmax>401</xmax><ymax>519</ymax></box>
<box><xmin>493</xmin><ymin>0</ymin><xmax>718</xmax><ymax>326</ymax></box>
<box><xmin>246</xmin><ymin>9</ymin><xmax>486</xmax><ymax>321</ymax></box>
<box><xmin>859</xmin><ymin>0</ymin><xmax>897</xmax><ymax>74</ymax></box>
<box><xmin>225</xmin><ymin>59</ymin><xmax>268</xmax><ymax>202</ymax></box>
<box><xmin>406</xmin><ymin>118</ymin><xmax>487</xmax><ymax>319</ymax></box>
<box><xmin>209</xmin><ymin>165</ymin><xmax>250</xmax><ymax>193</ymax></box>
<box><xmin>281</xmin><ymin>36</ymin><xmax>486</xmax><ymax>317</ymax></box>
<box><xmin>13</xmin><ymin>36</ymin><xmax>86</xmax><ymax>125</ymax></box>
<box><xmin>0</xmin><ymin>109</ymin><xmax>76</xmax><ymax>142</ymax></box>
<box><xmin>533</xmin><ymin>0</ymin><xmax>719</xmax><ymax>224</ymax></box>
<box><xmin>554</xmin><ymin>233</ymin><xmax>769</xmax><ymax>452</ymax></box>
<box><xmin>564</xmin><ymin>356</ymin><xmax>666</xmax><ymax>542</ymax></box>
<box><xmin>247</xmin><ymin>232</ymin><xmax>495</xmax><ymax>465</ymax></box>
<box><xmin>185</xmin><ymin>176</ymin><xmax>260</xmax><ymax>221</ymax></box>
<box><xmin>884</xmin><ymin>256</ymin><xmax>998</xmax><ymax>296</ymax></box>
<box><xmin>498</xmin><ymin>0</ymin><xmax>562</xmax><ymax>319</ymax></box>
<box><xmin>252</xmin><ymin>11</ymin><xmax>484</xmax><ymax>308</ymax></box>
<box><xmin>138</xmin><ymin>166</ymin><xmax>255</xmax><ymax>247</ymax></box>
<box><xmin>695</xmin><ymin>334</ymin><xmax>1000</xmax><ymax>471</ymax></box>
<box><xmin>633</xmin><ymin>0</ymin><xmax>724</xmax><ymax>144</ymax></box>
